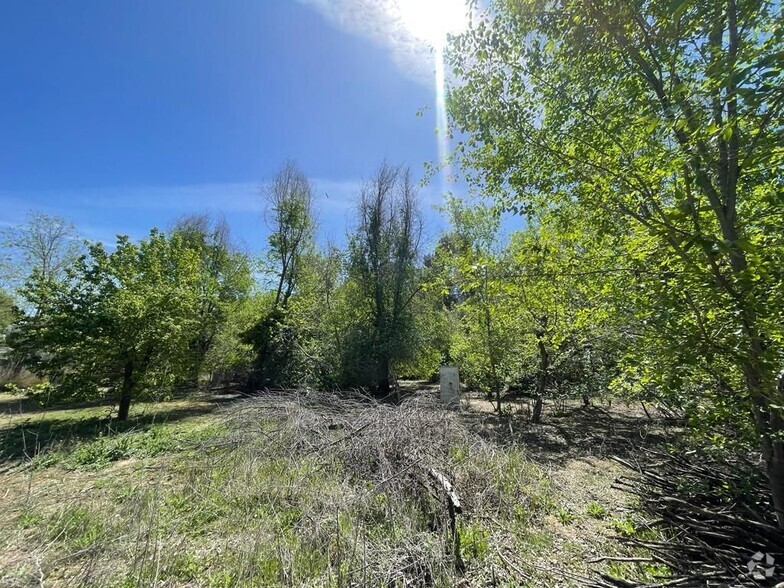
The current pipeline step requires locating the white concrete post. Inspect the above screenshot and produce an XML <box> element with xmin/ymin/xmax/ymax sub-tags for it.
<box><xmin>440</xmin><ymin>366</ymin><xmax>460</xmax><ymax>407</ymax></box>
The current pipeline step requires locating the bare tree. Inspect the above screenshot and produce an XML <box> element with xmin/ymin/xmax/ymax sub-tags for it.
<box><xmin>263</xmin><ymin>161</ymin><xmax>315</xmax><ymax>308</ymax></box>
<box><xmin>0</xmin><ymin>212</ymin><xmax>83</xmax><ymax>293</ymax></box>
<box><xmin>350</xmin><ymin>162</ymin><xmax>423</xmax><ymax>395</ymax></box>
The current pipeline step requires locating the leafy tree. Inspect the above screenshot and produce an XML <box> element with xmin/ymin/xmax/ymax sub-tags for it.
<box><xmin>347</xmin><ymin>163</ymin><xmax>423</xmax><ymax>394</ymax></box>
<box><xmin>0</xmin><ymin>289</ymin><xmax>16</xmax><ymax>344</ymax></box>
<box><xmin>263</xmin><ymin>161</ymin><xmax>315</xmax><ymax>308</ymax></box>
<box><xmin>10</xmin><ymin>230</ymin><xmax>202</xmax><ymax>420</ymax></box>
<box><xmin>246</xmin><ymin>162</ymin><xmax>316</xmax><ymax>388</ymax></box>
<box><xmin>448</xmin><ymin>0</ymin><xmax>784</xmax><ymax>523</ymax></box>
<box><xmin>284</xmin><ymin>244</ymin><xmax>351</xmax><ymax>388</ymax></box>
<box><xmin>505</xmin><ymin>212</ymin><xmax>623</xmax><ymax>420</ymax></box>
<box><xmin>171</xmin><ymin>214</ymin><xmax>253</xmax><ymax>383</ymax></box>
<box><xmin>430</xmin><ymin>197</ymin><xmax>521</xmax><ymax>411</ymax></box>
<box><xmin>203</xmin><ymin>292</ymin><xmax>268</xmax><ymax>386</ymax></box>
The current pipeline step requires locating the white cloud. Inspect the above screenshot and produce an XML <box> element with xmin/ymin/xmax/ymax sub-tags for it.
<box><xmin>297</xmin><ymin>0</ymin><xmax>437</xmax><ymax>84</ymax></box>
<box><xmin>0</xmin><ymin>175</ymin><xmax>447</xmax><ymax>249</ymax></box>
<box><xmin>75</xmin><ymin>182</ymin><xmax>261</xmax><ymax>213</ymax></box>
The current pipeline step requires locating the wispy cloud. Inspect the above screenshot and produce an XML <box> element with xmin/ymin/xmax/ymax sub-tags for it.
<box><xmin>0</xmin><ymin>179</ymin><xmax>366</xmax><ymax>218</ymax></box>
<box><xmin>297</xmin><ymin>0</ymin><xmax>436</xmax><ymax>84</ymax></box>
<box><xmin>0</xmin><ymin>176</ymin><xmax>448</xmax><ymax>249</ymax></box>
<box><xmin>76</xmin><ymin>182</ymin><xmax>262</xmax><ymax>213</ymax></box>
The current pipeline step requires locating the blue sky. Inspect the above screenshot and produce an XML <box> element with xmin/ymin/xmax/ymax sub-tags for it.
<box><xmin>0</xmin><ymin>0</ymin><xmax>456</xmax><ymax>252</ymax></box>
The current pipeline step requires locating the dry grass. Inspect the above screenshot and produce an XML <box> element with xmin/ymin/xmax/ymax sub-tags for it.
<box><xmin>0</xmin><ymin>390</ymin><xmax>666</xmax><ymax>587</ymax></box>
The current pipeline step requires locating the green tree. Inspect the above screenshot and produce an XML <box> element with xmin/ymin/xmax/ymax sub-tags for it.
<box><xmin>0</xmin><ymin>289</ymin><xmax>16</xmax><ymax>344</ymax></box>
<box><xmin>263</xmin><ymin>161</ymin><xmax>315</xmax><ymax>308</ymax></box>
<box><xmin>246</xmin><ymin>162</ymin><xmax>316</xmax><ymax>388</ymax></box>
<box><xmin>430</xmin><ymin>197</ymin><xmax>520</xmax><ymax>412</ymax></box>
<box><xmin>11</xmin><ymin>230</ymin><xmax>202</xmax><ymax>420</ymax></box>
<box><xmin>447</xmin><ymin>0</ymin><xmax>784</xmax><ymax>523</ymax></box>
<box><xmin>171</xmin><ymin>214</ymin><xmax>253</xmax><ymax>383</ymax></box>
<box><xmin>284</xmin><ymin>244</ymin><xmax>350</xmax><ymax>388</ymax></box>
<box><xmin>347</xmin><ymin>163</ymin><xmax>423</xmax><ymax>394</ymax></box>
<box><xmin>505</xmin><ymin>212</ymin><xmax>622</xmax><ymax>421</ymax></box>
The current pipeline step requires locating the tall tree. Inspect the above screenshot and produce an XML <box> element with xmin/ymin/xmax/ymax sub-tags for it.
<box><xmin>430</xmin><ymin>197</ymin><xmax>515</xmax><ymax>412</ymax></box>
<box><xmin>245</xmin><ymin>162</ymin><xmax>316</xmax><ymax>389</ymax></box>
<box><xmin>447</xmin><ymin>0</ymin><xmax>784</xmax><ymax>524</ymax></box>
<box><xmin>348</xmin><ymin>163</ymin><xmax>423</xmax><ymax>395</ymax></box>
<box><xmin>170</xmin><ymin>214</ymin><xmax>253</xmax><ymax>382</ymax></box>
<box><xmin>10</xmin><ymin>230</ymin><xmax>202</xmax><ymax>420</ymax></box>
<box><xmin>263</xmin><ymin>161</ymin><xmax>315</xmax><ymax>308</ymax></box>
<box><xmin>0</xmin><ymin>212</ymin><xmax>83</xmax><ymax>299</ymax></box>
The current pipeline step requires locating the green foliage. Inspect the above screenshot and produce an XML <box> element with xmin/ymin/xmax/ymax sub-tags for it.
<box><xmin>26</xmin><ymin>418</ymin><xmax>222</xmax><ymax>470</ymax></box>
<box><xmin>555</xmin><ymin>506</ymin><xmax>575</xmax><ymax>525</ymax></box>
<box><xmin>0</xmin><ymin>288</ymin><xmax>17</xmax><ymax>341</ymax></box>
<box><xmin>429</xmin><ymin>197</ymin><xmax>522</xmax><ymax>399</ymax></box>
<box><xmin>586</xmin><ymin>502</ymin><xmax>609</xmax><ymax>520</ymax></box>
<box><xmin>447</xmin><ymin>0</ymin><xmax>784</xmax><ymax>519</ymax></box>
<box><xmin>459</xmin><ymin>522</ymin><xmax>490</xmax><ymax>563</ymax></box>
<box><xmin>170</xmin><ymin>214</ymin><xmax>253</xmax><ymax>385</ymax></box>
<box><xmin>427</xmin><ymin>197</ymin><xmax>619</xmax><ymax>416</ymax></box>
<box><xmin>245</xmin><ymin>162</ymin><xmax>316</xmax><ymax>389</ymax></box>
<box><xmin>263</xmin><ymin>161</ymin><xmax>315</xmax><ymax>308</ymax></box>
<box><xmin>345</xmin><ymin>163</ymin><xmax>423</xmax><ymax>392</ymax></box>
<box><xmin>204</xmin><ymin>291</ymin><xmax>265</xmax><ymax>382</ymax></box>
<box><xmin>10</xmin><ymin>230</ymin><xmax>204</xmax><ymax>417</ymax></box>
<box><xmin>47</xmin><ymin>505</ymin><xmax>106</xmax><ymax>549</ymax></box>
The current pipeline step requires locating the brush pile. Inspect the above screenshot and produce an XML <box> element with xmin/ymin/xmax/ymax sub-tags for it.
<box><xmin>589</xmin><ymin>449</ymin><xmax>784</xmax><ymax>588</ymax></box>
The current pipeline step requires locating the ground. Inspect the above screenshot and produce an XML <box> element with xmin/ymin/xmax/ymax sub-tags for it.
<box><xmin>0</xmin><ymin>387</ymin><xmax>675</xmax><ymax>587</ymax></box>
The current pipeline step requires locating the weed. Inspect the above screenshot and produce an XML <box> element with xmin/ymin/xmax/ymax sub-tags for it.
<box><xmin>460</xmin><ymin>522</ymin><xmax>490</xmax><ymax>563</ymax></box>
<box><xmin>586</xmin><ymin>501</ymin><xmax>608</xmax><ymax>519</ymax></box>
<box><xmin>555</xmin><ymin>506</ymin><xmax>575</xmax><ymax>524</ymax></box>
<box><xmin>17</xmin><ymin>509</ymin><xmax>44</xmax><ymax>529</ymax></box>
<box><xmin>46</xmin><ymin>505</ymin><xmax>105</xmax><ymax>550</ymax></box>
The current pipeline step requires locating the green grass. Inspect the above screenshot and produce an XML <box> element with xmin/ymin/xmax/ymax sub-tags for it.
<box><xmin>30</xmin><ymin>421</ymin><xmax>223</xmax><ymax>470</ymax></box>
<box><xmin>0</xmin><ymin>393</ymin><xmax>658</xmax><ymax>587</ymax></box>
<box><xmin>586</xmin><ymin>501</ymin><xmax>609</xmax><ymax>519</ymax></box>
<box><xmin>0</xmin><ymin>391</ymin><xmax>228</xmax><ymax>465</ymax></box>
<box><xmin>555</xmin><ymin>505</ymin><xmax>575</xmax><ymax>524</ymax></box>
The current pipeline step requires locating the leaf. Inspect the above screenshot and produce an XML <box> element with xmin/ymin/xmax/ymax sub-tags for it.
<box><xmin>668</xmin><ymin>0</ymin><xmax>692</xmax><ymax>19</ymax></box>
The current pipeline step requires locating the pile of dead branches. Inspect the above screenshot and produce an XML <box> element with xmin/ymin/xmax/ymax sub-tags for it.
<box><xmin>212</xmin><ymin>390</ymin><xmax>477</xmax><ymax>583</ymax></box>
<box><xmin>590</xmin><ymin>449</ymin><xmax>784</xmax><ymax>588</ymax></box>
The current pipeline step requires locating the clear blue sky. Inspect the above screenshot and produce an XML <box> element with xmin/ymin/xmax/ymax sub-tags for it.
<box><xmin>0</xmin><ymin>0</ymin><xmax>453</xmax><ymax>251</ymax></box>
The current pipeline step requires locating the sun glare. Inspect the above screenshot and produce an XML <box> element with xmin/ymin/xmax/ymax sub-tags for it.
<box><xmin>397</xmin><ymin>0</ymin><xmax>469</xmax><ymax>48</ymax></box>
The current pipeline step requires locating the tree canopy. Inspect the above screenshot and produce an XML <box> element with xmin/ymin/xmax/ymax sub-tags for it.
<box><xmin>446</xmin><ymin>0</ymin><xmax>784</xmax><ymax>525</ymax></box>
<box><xmin>11</xmin><ymin>230</ymin><xmax>204</xmax><ymax>419</ymax></box>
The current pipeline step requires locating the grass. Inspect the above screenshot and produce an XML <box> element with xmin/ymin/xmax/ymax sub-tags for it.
<box><xmin>586</xmin><ymin>501</ymin><xmax>609</xmax><ymax>520</ymax></box>
<box><xmin>0</xmin><ymin>390</ymin><xmax>233</xmax><ymax>465</ymax></box>
<box><xmin>0</xmin><ymin>390</ymin><xmax>666</xmax><ymax>586</ymax></box>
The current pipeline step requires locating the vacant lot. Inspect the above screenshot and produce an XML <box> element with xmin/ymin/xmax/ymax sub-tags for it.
<box><xmin>0</xmin><ymin>389</ymin><xmax>673</xmax><ymax>587</ymax></box>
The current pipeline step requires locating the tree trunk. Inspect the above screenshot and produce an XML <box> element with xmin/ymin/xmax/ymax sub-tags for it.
<box><xmin>746</xmin><ymin>350</ymin><xmax>784</xmax><ymax>527</ymax></box>
<box><xmin>376</xmin><ymin>354</ymin><xmax>394</xmax><ymax>400</ymax></box>
<box><xmin>764</xmin><ymin>414</ymin><xmax>784</xmax><ymax>528</ymax></box>
<box><xmin>532</xmin><ymin>394</ymin><xmax>543</xmax><ymax>424</ymax></box>
<box><xmin>117</xmin><ymin>360</ymin><xmax>134</xmax><ymax>421</ymax></box>
<box><xmin>532</xmin><ymin>332</ymin><xmax>548</xmax><ymax>424</ymax></box>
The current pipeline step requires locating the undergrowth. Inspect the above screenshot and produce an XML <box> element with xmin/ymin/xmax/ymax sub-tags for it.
<box><xmin>1</xmin><ymin>392</ymin><xmax>659</xmax><ymax>586</ymax></box>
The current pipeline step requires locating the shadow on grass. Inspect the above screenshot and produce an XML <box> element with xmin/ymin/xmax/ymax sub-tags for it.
<box><xmin>0</xmin><ymin>394</ymin><xmax>110</xmax><ymax>417</ymax></box>
<box><xmin>459</xmin><ymin>401</ymin><xmax>679</xmax><ymax>464</ymax></box>
<box><xmin>0</xmin><ymin>392</ymin><xmax>245</xmax><ymax>466</ymax></box>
